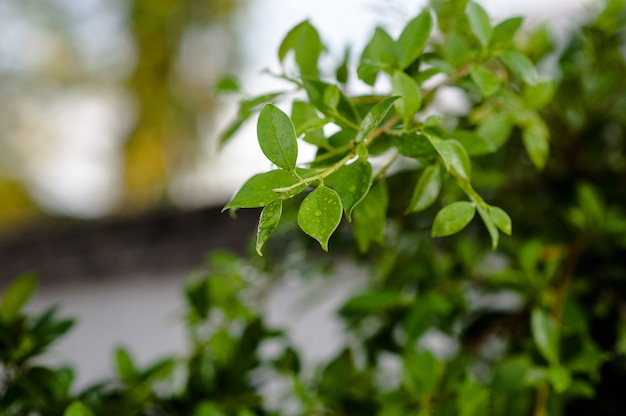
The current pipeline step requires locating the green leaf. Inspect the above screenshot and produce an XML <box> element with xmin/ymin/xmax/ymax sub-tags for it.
<box><xmin>467</xmin><ymin>2</ymin><xmax>492</xmax><ymax>47</ymax></box>
<box><xmin>0</xmin><ymin>273</ymin><xmax>38</xmax><ymax>322</ymax></box>
<box><xmin>332</xmin><ymin>159</ymin><xmax>372</xmax><ymax>221</ymax></box>
<box><xmin>491</xmin><ymin>17</ymin><xmax>523</xmax><ymax>49</ymax></box>
<box><xmin>278</xmin><ymin>21</ymin><xmax>323</xmax><ymax>77</ymax></box>
<box><xmin>470</xmin><ymin>64</ymin><xmax>501</xmax><ymax>97</ymax></box>
<box><xmin>443</xmin><ymin>31</ymin><xmax>472</xmax><ymax>68</ymax></box>
<box><xmin>64</xmin><ymin>401</ymin><xmax>94</xmax><ymax>416</ymax></box>
<box><xmin>547</xmin><ymin>366</ymin><xmax>572</xmax><ymax>393</ymax></box>
<box><xmin>355</xmin><ymin>96</ymin><xmax>400</xmax><ymax>143</ymax></box>
<box><xmin>396</xmin><ymin>11</ymin><xmax>433</xmax><ymax>69</ymax></box>
<box><xmin>193</xmin><ymin>402</ymin><xmax>227</xmax><ymax>416</ymax></box>
<box><xmin>477</xmin><ymin>205</ymin><xmax>500</xmax><ymax>250</ymax></box>
<box><xmin>432</xmin><ymin>201</ymin><xmax>476</xmax><ymax>237</ymax></box>
<box><xmin>393</xmin><ymin>133</ymin><xmax>437</xmax><ymax>159</ymax></box>
<box><xmin>425</xmin><ymin>132</ymin><xmax>471</xmax><ymax>180</ymax></box>
<box><xmin>359</xmin><ymin>27</ymin><xmax>397</xmax><ymax>85</ymax></box>
<box><xmin>339</xmin><ymin>291</ymin><xmax>407</xmax><ymax>315</ymax></box>
<box><xmin>489</xmin><ymin>206</ymin><xmax>512</xmax><ymax>235</ymax></box>
<box><xmin>297</xmin><ymin>186</ymin><xmax>343</xmax><ymax>251</ymax></box>
<box><xmin>500</xmin><ymin>50</ymin><xmax>538</xmax><ymax>85</ymax></box>
<box><xmin>336</xmin><ymin>47</ymin><xmax>350</xmax><ymax>83</ymax></box>
<box><xmin>523</xmin><ymin>80</ymin><xmax>556</xmax><ymax>109</ymax></box>
<box><xmin>212</xmin><ymin>75</ymin><xmax>240</xmax><ymax>95</ymax></box>
<box><xmin>257</xmin><ymin>104</ymin><xmax>298</xmax><ymax>171</ymax></box>
<box><xmin>403</xmin><ymin>350</ymin><xmax>439</xmax><ymax>397</ymax></box>
<box><xmin>531</xmin><ymin>308</ymin><xmax>560</xmax><ymax>365</ymax></box>
<box><xmin>224</xmin><ymin>170</ymin><xmax>301</xmax><ymax>210</ymax></box>
<box><xmin>407</xmin><ymin>164</ymin><xmax>442</xmax><ymax>212</ymax></box>
<box><xmin>353</xmin><ymin>180</ymin><xmax>388</xmax><ymax>252</ymax></box>
<box><xmin>392</xmin><ymin>71</ymin><xmax>422</xmax><ymax>126</ymax></box>
<box><xmin>302</xmin><ymin>78</ymin><xmax>360</xmax><ymax>127</ymax></box>
<box><xmin>256</xmin><ymin>199</ymin><xmax>282</xmax><ymax>256</ymax></box>
<box><xmin>452</xmin><ymin>130</ymin><xmax>497</xmax><ymax>155</ymax></box>
<box><xmin>115</xmin><ymin>347</ymin><xmax>137</xmax><ymax>382</ymax></box>
<box><xmin>522</xmin><ymin>123</ymin><xmax>549</xmax><ymax>169</ymax></box>
<box><xmin>323</xmin><ymin>85</ymin><xmax>340</xmax><ymax>110</ymax></box>
<box><xmin>476</xmin><ymin>112</ymin><xmax>512</xmax><ymax>150</ymax></box>
<box><xmin>458</xmin><ymin>380</ymin><xmax>489</xmax><ymax>416</ymax></box>
<box><xmin>291</xmin><ymin>101</ymin><xmax>327</xmax><ymax>147</ymax></box>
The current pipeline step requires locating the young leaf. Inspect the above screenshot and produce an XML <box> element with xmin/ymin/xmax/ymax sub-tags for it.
<box><xmin>257</xmin><ymin>104</ymin><xmax>298</xmax><ymax>171</ymax></box>
<box><xmin>531</xmin><ymin>308</ymin><xmax>560</xmax><ymax>365</ymax></box>
<box><xmin>224</xmin><ymin>170</ymin><xmax>301</xmax><ymax>210</ymax></box>
<box><xmin>425</xmin><ymin>132</ymin><xmax>472</xmax><ymax>180</ymax></box>
<box><xmin>500</xmin><ymin>50</ymin><xmax>538</xmax><ymax>85</ymax></box>
<box><xmin>392</xmin><ymin>71</ymin><xmax>422</xmax><ymax>126</ymax></box>
<box><xmin>0</xmin><ymin>272</ymin><xmax>38</xmax><ymax>322</ymax></box>
<box><xmin>432</xmin><ymin>201</ymin><xmax>476</xmax><ymax>237</ymax></box>
<box><xmin>407</xmin><ymin>164</ymin><xmax>442</xmax><ymax>212</ymax></box>
<box><xmin>477</xmin><ymin>205</ymin><xmax>500</xmax><ymax>249</ymax></box>
<box><xmin>256</xmin><ymin>199</ymin><xmax>282</xmax><ymax>256</ymax></box>
<box><xmin>359</xmin><ymin>27</ymin><xmax>397</xmax><ymax>85</ymax></box>
<box><xmin>355</xmin><ymin>96</ymin><xmax>400</xmax><ymax>143</ymax></box>
<box><xmin>353</xmin><ymin>180</ymin><xmax>388</xmax><ymax>252</ymax></box>
<box><xmin>396</xmin><ymin>11</ymin><xmax>433</xmax><ymax>69</ymax></box>
<box><xmin>467</xmin><ymin>2</ymin><xmax>492</xmax><ymax>48</ymax></box>
<box><xmin>522</xmin><ymin>123</ymin><xmax>549</xmax><ymax>169</ymax></box>
<box><xmin>470</xmin><ymin>64</ymin><xmax>501</xmax><ymax>97</ymax></box>
<box><xmin>297</xmin><ymin>186</ymin><xmax>343</xmax><ymax>251</ymax></box>
<box><xmin>491</xmin><ymin>17</ymin><xmax>523</xmax><ymax>49</ymax></box>
<box><xmin>291</xmin><ymin>101</ymin><xmax>327</xmax><ymax>147</ymax></box>
<box><xmin>332</xmin><ymin>159</ymin><xmax>373</xmax><ymax>221</ymax></box>
<box><xmin>489</xmin><ymin>206</ymin><xmax>512</xmax><ymax>235</ymax></box>
<box><xmin>279</xmin><ymin>21</ymin><xmax>323</xmax><ymax>77</ymax></box>
<box><xmin>302</xmin><ymin>78</ymin><xmax>360</xmax><ymax>127</ymax></box>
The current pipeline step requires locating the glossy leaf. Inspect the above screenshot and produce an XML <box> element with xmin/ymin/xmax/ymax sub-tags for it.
<box><xmin>468</xmin><ymin>2</ymin><xmax>492</xmax><ymax>47</ymax></box>
<box><xmin>393</xmin><ymin>133</ymin><xmax>437</xmax><ymax>159</ymax></box>
<box><xmin>531</xmin><ymin>308</ymin><xmax>560</xmax><ymax>365</ymax></box>
<box><xmin>477</xmin><ymin>205</ymin><xmax>500</xmax><ymax>249</ymax></box>
<box><xmin>426</xmin><ymin>132</ymin><xmax>472</xmax><ymax>180</ymax></box>
<box><xmin>470</xmin><ymin>64</ymin><xmax>501</xmax><ymax>97</ymax></box>
<box><xmin>500</xmin><ymin>50</ymin><xmax>538</xmax><ymax>85</ymax></box>
<box><xmin>0</xmin><ymin>272</ymin><xmax>38</xmax><ymax>322</ymax></box>
<box><xmin>256</xmin><ymin>199</ymin><xmax>282</xmax><ymax>256</ymax></box>
<box><xmin>224</xmin><ymin>170</ymin><xmax>301</xmax><ymax>210</ymax></box>
<box><xmin>392</xmin><ymin>71</ymin><xmax>422</xmax><ymax>126</ymax></box>
<box><xmin>432</xmin><ymin>201</ymin><xmax>476</xmax><ymax>237</ymax></box>
<box><xmin>355</xmin><ymin>96</ymin><xmax>400</xmax><ymax>143</ymax></box>
<box><xmin>297</xmin><ymin>186</ymin><xmax>343</xmax><ymax>251</ymax></box>
<box><xmin>489</xmin><ymin>206</ymin><xmax>512</xmax><ymax>235</ymax></box>
<box><xmin>353</xmin><ymin>180</ymin><xmax>388</xmax><ymax>252</ymax></box>
<box><xmin>332</xmin><ymin>159</ymin><xmax>372</xmax><ymax>221</ymax></box>
<box><xmin>407</xmin><ymin>164</ymin><xmax>442</xmax><ymax>212</ymax></box>
<box><xmin>396</xmin><ymin>11</ymin><xmax>433</xmax><ymax>69</ymax></box>
<box><xmin>257</xmin><ymin>104</ymin><xmax>298</xmax><ymax>171</ymax></box>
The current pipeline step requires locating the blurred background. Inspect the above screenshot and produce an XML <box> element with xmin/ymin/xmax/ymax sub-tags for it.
<box><xmin>0</xmin><ymin>0</ymin><xmax>597</xmax><ymax>387</ymax></box>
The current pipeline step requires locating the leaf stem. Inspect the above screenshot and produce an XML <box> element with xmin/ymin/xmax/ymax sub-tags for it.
<box><xmin>273</xmin><ymin>153</ymin><xmax>354</xmax><ymax>194</ymax></box>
